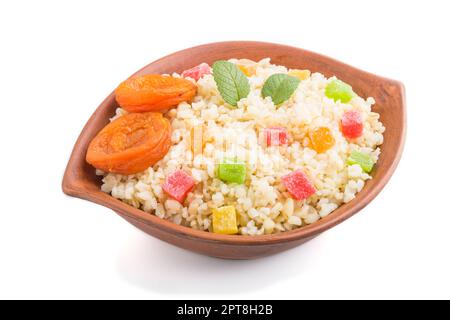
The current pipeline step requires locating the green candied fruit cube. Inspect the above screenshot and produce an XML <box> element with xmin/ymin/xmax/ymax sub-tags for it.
<box><xmin>218</xmin><ymin>160</ymin><xmax>246</xmax><ymax>184</ymax></box>
<box><xmin>212</xmin><ymin>205</ymin><xmax>238</xmax><ymax>234</ymax></box>
<box><xmin>325</xmin><ymin>79</ymin><xmax>355</xmax><ymax>103</ymax></box>
<box><xmin>347</xmin><ymin>151</ymin><xmax>374</xmax><ymax>173</ymax></box>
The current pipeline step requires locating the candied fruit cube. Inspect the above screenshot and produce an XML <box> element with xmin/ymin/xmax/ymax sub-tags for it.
<box><xmin>212</xmin><ymin>205</ymin><xmax>238</xmax><ymax>234</ymax></box>
<box><xmin>218</xmin><ymin>159</ymin><xmax>246</xmax><ymax>184</ymax></box>
<box><xmin>282</xmin><ymin>170</ymin><xmax>316</xmax><ymax>200</ymax></box>
<box><xmin>308</xmin><ymin>127</ymin><xmax>335</xmax><ymax>153</ymax></box>
<box><xmin>263</xmin><ymin>127</ymin><xmax>288</xmax><ymax>147</ymax></box>
<box><xmin>190</xmin><ymin>124</ymin><xmax>204</xmax><ymax>157</ymax></box>
<box><xmin>288</xmin><ymin>69</ymin><xmax>311</xmax><ymax>80</ymax></box>
<box><xmin>162</xmin><ymin>170</ymin><xmax>196</xmax><ymax>203</ymax></box>
<box><xmin>347</xmin><ymin>151</ymin><xmax>374</xmax><ymax>173</ymax></box>
<box><xmin>236</xmin><ymin>59</ymin><xmax>257</xmax><ymax>76</ymax></box>
<box><xmin>181</xmin><ymin>63</ymin><xmax>211</xmax><ymax>81</ymax></box>
<box><xmin>341</xmin><ymin>110</ymin><xmax>363</xmax><ymax>139</ymax></box>
<box><xmin>325</xmin><ymin>79</ymin><xmax>355</xmax><ymax>103</ymax></box>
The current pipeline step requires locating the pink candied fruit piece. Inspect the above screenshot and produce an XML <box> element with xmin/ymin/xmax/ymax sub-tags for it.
<box><xmin>162</xmin><ymin>170</ymin><xmax>196</xmax><ymax>203</ymax></box>
<box><xmin>264</xmin><ymin>127</ymin><xmax>288</xmax><ymax>147</ymax></box>
<box><xmin>282</xmin><ymin>170</ymin><xmax>316</xmax><ymax>200</ymax></box>
<box><xmin>341</xmin><ymin>110</ymin><xmax>363</xmax><ymax>139</ymax></box>
<box><xmin>181</xmin><ymin>63</ymin><xmax>211</xmax><ymax>81</ymax></box>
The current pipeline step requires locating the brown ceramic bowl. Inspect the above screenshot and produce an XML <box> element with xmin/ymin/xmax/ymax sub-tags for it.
<box><xmin>62</xmin><ymin>41</ymin><xmax>406</xmax><ymax>259</ymax></box>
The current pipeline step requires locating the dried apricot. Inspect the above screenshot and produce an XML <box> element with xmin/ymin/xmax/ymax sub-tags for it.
<box><xmin>115</xmin><ymin>74</ymin><xmax>197</xmax><ymax>113</ymax></box>
<box><xmin>308</xmin><ymin>127</ymin><xmax>335</xmax><ymax>153</ymax></box>
<box><xmin>86</xmin><ymin>112</ymin><xmax>171</xmax><ymax>174</ymax></box>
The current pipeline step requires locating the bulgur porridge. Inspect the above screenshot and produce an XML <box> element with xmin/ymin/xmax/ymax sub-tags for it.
<box><xmin>86</xmin><ymin>58</ymin><xmax>384</xmax><ymax>235</ymax></box>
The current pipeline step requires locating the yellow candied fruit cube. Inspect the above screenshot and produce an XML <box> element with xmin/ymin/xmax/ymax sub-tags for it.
<box><xmin>236</xmin><ymin>59</ymin><xmax>257</xmax><ymax>77</ymax></box>
<box><xmin>212</xmin><ymin>205</ymin><xmax>238</xmax><ymax>235</ymax></box>
<box><xmin>288</xmin><ymin>69</ymin><xmax>311</xmax><ymax>80</ymax></box>
<box><xmin>190</xmin><ymin>124</ymin><xmax>204</xmax><ymax>157</ymax></box>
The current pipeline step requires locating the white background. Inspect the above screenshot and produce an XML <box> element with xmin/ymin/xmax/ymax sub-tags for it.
<box><xmin>0</xmin><ymin>0</ymin><xmax>449</xmax><ymax>300</ymax></box>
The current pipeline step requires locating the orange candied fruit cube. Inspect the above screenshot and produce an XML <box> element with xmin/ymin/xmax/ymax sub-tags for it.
<box><xmin>288</xmin><ymin>69</ymin><xmax>311</xmax><ymax>80</ymax></box>
<box><xmin>190</xmin><ymin>124</ymin><xmax>204</xmax><ymax>157</ymax></box>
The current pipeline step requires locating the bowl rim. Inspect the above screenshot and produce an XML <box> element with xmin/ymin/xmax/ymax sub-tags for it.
<box><xmin>62</xmin><ymin>40</ymin><xmax>406</xmax><ymax>246</ymax></box>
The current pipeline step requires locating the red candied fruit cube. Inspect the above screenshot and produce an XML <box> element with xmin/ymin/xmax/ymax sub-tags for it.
<box><xmin>181</xmin><ymin>63</ymin><xmax>211</xmax><ymax>81</ymax></box>
<box><xmin>263</xmin><ymin>127</ymin><xmax>288</xmax><ymax>147</ymax></box>
<box><xmin>282</xmin><ymin>170</ymin><xmax>316</xmax><ymax>200</ymax></box>
<box><xmin>341</xmin><ymin>110</ymin><xmax>363</xmax><ymax>139</ymax></box>
<box><xmin>162</xmin><ymin>170</ymin><xmax>196</xmax><ymax>203</ymax></box>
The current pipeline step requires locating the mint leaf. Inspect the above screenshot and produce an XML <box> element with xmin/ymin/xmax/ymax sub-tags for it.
<box><xmin>212</xmin><ymin>60</ymin><xmax>250</xmax><ymax>107</ymax></box>
<box><xmin>262</xmin><ymin>74</ymin><xmax>300</xmax><ymax>105</ymax></box>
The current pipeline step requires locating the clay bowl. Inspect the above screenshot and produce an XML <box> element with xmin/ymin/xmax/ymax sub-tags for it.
<box><xmin>62</xmin><ymin>41</ymin><xmax>406</xmax><ymax>259</ymax></box>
